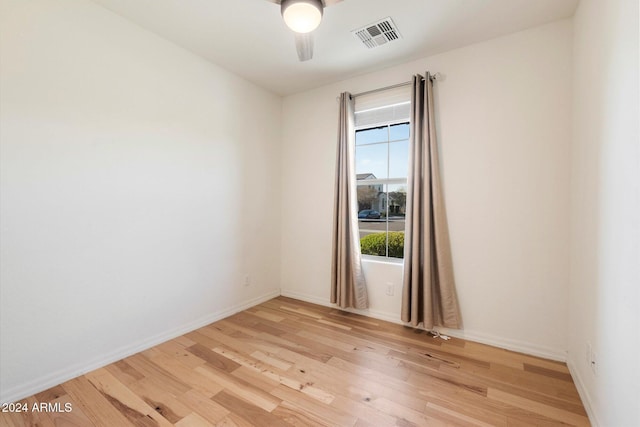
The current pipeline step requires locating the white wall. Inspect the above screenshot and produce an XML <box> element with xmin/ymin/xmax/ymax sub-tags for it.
<box><xmin>567</xmin><ymin>0</ymin><xmax>640</xmax><ymax>425</ymax></box>
<box><xmin>0</xmin><ymin>0</ymin><xmax>282</xmax><ymax>402</ymax></box>
<box><xmin>281</xmin><ymin>20</ymin><xmax>573</xmax><ymax>360</ymax></box>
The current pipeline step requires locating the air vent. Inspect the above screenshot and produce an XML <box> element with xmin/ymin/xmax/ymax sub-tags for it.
<box><xmin>352</xmin><ymin>17</ymin><xmax>401</xmax><ymax>49</ymax></box>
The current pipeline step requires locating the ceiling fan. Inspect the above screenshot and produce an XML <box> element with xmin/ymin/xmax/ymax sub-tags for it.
<box><xmin>266</xmin><ymin>0</ymin><xmax>343</xmax><ymax>62</ymax></box>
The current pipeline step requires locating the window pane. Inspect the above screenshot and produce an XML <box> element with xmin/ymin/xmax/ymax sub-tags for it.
<box><xmin>358</xmin><ymin>184</ymin><xmax>386</xmax><ymax>257</ymax></box>
<box><xmin>387</xmin><ymin>183</ymin><xmax>407</xmax><ymax>259</ymax></box>
<box><xmin>390</xmin><ymin>123</ymin><xmax>410</xmax><ymax>141</ymax></box>
<box><xmin>355</xmin><ymin>143</ymin><xmax>388</xmax><ymax>179</ymax></box>
<box><xmin>389</xmin><ymin>139</ymin><xmax>409</xmax><ymax>179</ymax></box>
<box><xmin>356</xmin><ymin>126</ymin><xmax>388</xmax><ymax>145</ymax></box>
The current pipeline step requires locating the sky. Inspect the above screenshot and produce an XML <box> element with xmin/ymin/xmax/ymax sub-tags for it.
<box><xmin>355</xmin><ymin>122</ymin><xmax>409</xmax><ymax>180</ymax></box>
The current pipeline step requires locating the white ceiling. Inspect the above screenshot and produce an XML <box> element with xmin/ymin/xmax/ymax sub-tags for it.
<box><xmin>91</xmin><ymin>0</ymin><xmax>579</xmax><ymax>95</ymax></box>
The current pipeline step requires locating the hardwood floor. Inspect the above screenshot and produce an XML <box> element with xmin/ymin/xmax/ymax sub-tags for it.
<box><xmin>0</xmin><ymin>297</ymin><xmax>589</xmax><ymax>426</ymax></box>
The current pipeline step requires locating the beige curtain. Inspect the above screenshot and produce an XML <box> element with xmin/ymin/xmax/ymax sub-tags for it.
<box><xmin>331</xmin><ymin>92</ymin><xmax>368</xmax><ymax>309</ymax></box>
<box><xmin>401</xmin><ymin>73</ymin><xmax>461</xmax><ymax>329</ymax></box>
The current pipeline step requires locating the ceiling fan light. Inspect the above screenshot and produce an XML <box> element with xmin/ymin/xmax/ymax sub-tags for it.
<box><xmin>281</xmin><ymin>0</ymin><xmax>323</xmax><ymax>34</ymax></box>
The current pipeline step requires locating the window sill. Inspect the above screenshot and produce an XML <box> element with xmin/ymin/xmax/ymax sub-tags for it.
<box><xmin>361</xmin><ymin>255</ymin><xmax>404</xmax><ymax>266</ymax></box>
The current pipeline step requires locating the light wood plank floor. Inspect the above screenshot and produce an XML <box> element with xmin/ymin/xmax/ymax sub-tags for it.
<box><xmin>0</xmin><ymin>297</ymin><xmax>589</xmax><ymax>426</ymax></box>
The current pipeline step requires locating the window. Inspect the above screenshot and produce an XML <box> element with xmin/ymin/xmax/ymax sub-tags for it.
<box><xmin>355</xmin><ymin>121</ymin><xmax>409</xmax><ymax>259</ymax></box>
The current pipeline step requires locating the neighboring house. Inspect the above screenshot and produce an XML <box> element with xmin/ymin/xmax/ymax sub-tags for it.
<box><xmin>387</xmin><ymin>191</ymin><xmax>406</xmax><ymax>216</ymax></box>
<box><xmin>356</xmin><ymin>173</ymin><xmax>378</xmax><ymax>182</ymax></box>
<box><xmin>356</xmin><ymin>172</ymin><xmax>406</xmax><ymax>215</ymax></box>
<box><xmin>356</xmin><ymin>173</ymin><xmax>383</xmax><ymax>213</ymax></box>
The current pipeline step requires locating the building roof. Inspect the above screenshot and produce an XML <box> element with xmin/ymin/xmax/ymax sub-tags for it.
<box><xmin>356</xmin><ymin>173</ymin><xmax>377</xmax><ymax>180</ymax></box>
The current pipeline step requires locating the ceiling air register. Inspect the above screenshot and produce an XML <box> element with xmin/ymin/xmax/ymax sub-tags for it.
<box><xmin>352</xmin><ymin>17</ymin><xmax>402</xmax><ymax>49</ymax></box>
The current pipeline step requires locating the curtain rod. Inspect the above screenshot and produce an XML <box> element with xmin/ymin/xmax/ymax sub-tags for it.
<box><xmin>350</xmin><ymin>72</ymin><xmax>441</xmax><ymax>99</ymax></box>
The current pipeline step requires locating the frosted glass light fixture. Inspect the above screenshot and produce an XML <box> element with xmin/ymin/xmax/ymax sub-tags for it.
<box><xmin>281</xmin><ymin>0</ymin><xmax>323</xmax><ymax>33</ymax></box>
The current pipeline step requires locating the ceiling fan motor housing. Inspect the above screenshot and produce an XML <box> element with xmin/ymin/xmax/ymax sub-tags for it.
<box><xmin>280</xmin><ymin>0</ymin><xmax>324</xmax><ymax>14</ymax></box>
<box><xmin>281</xmin><ymin>0</ymin><xmax>324</xmax><ymax>33</ymax></box>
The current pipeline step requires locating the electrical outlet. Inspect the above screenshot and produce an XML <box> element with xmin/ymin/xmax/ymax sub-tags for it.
<box><xmin>385</xmin><ymin>283</ymin><xmax>394</xmax><ymax>296</ymax></box>
<box><xmin>243</xmin><ymin>275</ymin><xmax>251</xmax><ymax>287</ymax></box>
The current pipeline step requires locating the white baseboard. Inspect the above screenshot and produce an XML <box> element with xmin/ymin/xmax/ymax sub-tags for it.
<box><xmin>280</xmin><ymin>289</ymin><xmax>567</xmax><ymax>362</ymax></box>
<box><xmin>279</xmin><ymin>289</ymin><xmax>333</xmax><ymax>308</ymax></box>
<box><xmin>567</xmin><ymin>359</ymin><xmax>600</xmax><ymax>427</ymax></box>
<box><xmin>437</xmin><ymin>328</ymin><xmax>567</xmax><ymax>362</ymax></box>
<box><xmin>0</xmin><ymin>290</ymin><xmax>280</xmax><ymax>404</ymax></box>
<box><xmin>280</xmin><ymin>289</ymin><xmax>403</xmax><ymax>324</ymax></box>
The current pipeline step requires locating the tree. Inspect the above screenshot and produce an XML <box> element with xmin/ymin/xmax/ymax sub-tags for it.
<box><xmin>357</xmin><ymin>186</ymin><xmax>379</xmax><ymax>211</ymax></box>
<box><xmin>388</xmin><ymin>190</ymin><xmax>407</xmax><ymax>214</ymax></box>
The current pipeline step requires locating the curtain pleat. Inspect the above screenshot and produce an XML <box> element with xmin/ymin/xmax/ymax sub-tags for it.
<box><xmin>401</xmin><ymin>74</ymin><xmax>461</xmax><ymax>329</ymax></box>
<box><xmin>331</xmin><ymin>92</ymin><xmax>368</xmax><ymax>309</ymax></box>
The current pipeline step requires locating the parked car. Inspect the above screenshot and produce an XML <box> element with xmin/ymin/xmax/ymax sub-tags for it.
<box><xmin>358</xmin><ymin>209</ymin><xmax>381</xmax><ymax>219</ymax></box>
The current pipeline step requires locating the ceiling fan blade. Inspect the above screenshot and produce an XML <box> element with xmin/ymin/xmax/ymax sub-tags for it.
<box><xmin>294</xmin><ymin>32</ymin><xmax>314</xmax><ymax>61</ymax></box>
